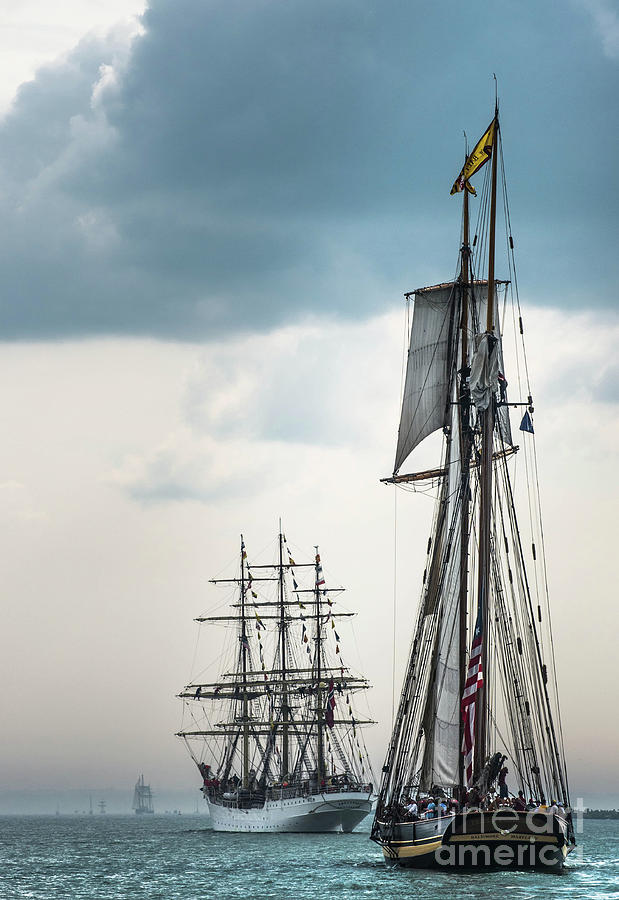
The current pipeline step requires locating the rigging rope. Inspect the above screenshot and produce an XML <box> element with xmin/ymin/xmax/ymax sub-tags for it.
<box><xmin>392</xmin><ymin>487</ymin><xmax>397</xmax><ymax>730</ymax></box>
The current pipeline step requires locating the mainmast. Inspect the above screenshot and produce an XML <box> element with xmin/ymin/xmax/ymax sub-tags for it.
<box><xmin>314</xmin><ymin>547</ymin><xmax>324</xmax><ymax>782</ymax></box>
<box><xmin>240</xmin><ymin>535</ymin><xmax>250</xmax><ymax>789</ymax></box>
<box><xmin>474</xmin><ymin>105</ymin><xmax>499</xmax><ymax>777</ymax></box>
<box><xmin>278</xmin><ymin>526</ymin><xmax>289</xmax><ymax>779</ymax></box>
<box><xmin>458</xmin><ymin>180</ymin><xmax>472</xmax><ymax>795</ymax></box>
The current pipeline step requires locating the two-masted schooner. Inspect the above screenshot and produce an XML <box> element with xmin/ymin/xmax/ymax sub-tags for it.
<box><xmin>371</xmin><ymin>105</ymin><xmax>575</xmax><ymax>870</ymax></box>
<box><xmin>177</xmin><ymin>531</ymin><xmax>375</xmax><ymax>832</ymax></box>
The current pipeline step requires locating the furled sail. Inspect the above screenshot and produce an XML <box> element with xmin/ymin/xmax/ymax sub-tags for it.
<box><xmin>470</xmin><ymin>287</ymin><xmax>513</xmax><ymax>445</ymax></box>
<box><xmin>470</xmin><ymin>332</ymin><xmax>498</xmax><ymax>410</ymax></box>
<box><xmin>394</xmin><ymin>284</ymin><xmax>456</xmax><ymax>473</ymax></box>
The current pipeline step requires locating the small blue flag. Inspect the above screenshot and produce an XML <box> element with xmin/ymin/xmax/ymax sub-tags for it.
<box><xmin>519</xmin><ymin>411</ymin><xmax>534</xmax><ymax>434</ymax></box>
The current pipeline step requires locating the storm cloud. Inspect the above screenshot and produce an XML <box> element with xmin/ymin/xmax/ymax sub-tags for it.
<box><xmin>0</xmin><ymin>0</ymin><xmax>616</xmax><ymax>340</ymax></box>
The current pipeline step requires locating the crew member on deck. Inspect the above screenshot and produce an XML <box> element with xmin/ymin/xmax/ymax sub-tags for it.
<box><xmin>406</xmin><ymin>798</ymin><xmax>418</xmax><ymax>819</ymax></box>
<box><xmin>498</xmin><ymin>765</ymin><xmax>509</xmax><ymax>799</ymax></box>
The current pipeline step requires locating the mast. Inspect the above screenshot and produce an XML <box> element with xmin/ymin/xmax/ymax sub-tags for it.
<box><xmin>240</xmin><ymin>535</ymin><xmax>250</xmax><ymax>789</ymax></box>
<box><xmin>458</xmin><ymin>182</ymin><xmax>471</xmax><ymax>794</ymax></box>
<box><xmin>314</xmin><ymin>547</ymin><xmax>324</xmax><ymax>783</ymax></box>
<box><xmin>474</xmin><ymin>105</ymin><xmax>499</xmax><ymax>776</ymax></box>
<box><xmin>278</xmin><ymin>525</ymin><xmax>289</xmax><ymax>779</ymax></box>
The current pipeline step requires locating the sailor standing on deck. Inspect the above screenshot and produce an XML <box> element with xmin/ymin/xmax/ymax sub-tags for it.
<box><xmin>406</xmin><ymin>798</ymin><xmax>418</xmax><ymax>819</ymax></box>
<box><xmin>498</xmin><ymin>765</ymin><xmax>509</xmax><ymax>799</ymax></box>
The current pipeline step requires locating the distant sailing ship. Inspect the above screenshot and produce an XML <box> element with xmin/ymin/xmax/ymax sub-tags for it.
<box><xmin>371</xmin><ymin>103</ymin><xmax>575</xmax><ymax>870</ymax></box>
<box><xmin>133</xmin><ymin>775</ymin><xmax>154</xmax><ymax>815</ymax></box>
<box><xmin>177</xmin><ymin>531</ymin><xmax>375</xmax><ymax>833</ymax></box>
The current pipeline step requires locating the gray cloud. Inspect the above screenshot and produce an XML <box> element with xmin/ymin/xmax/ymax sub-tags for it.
<box><xmin>0</xmin><ymin>0</ymin><xmax>616</xmax><ymax>340</ymax></box>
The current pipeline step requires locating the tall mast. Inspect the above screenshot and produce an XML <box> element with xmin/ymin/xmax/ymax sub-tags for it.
<box><xmin>474</xmin><ymin>106</ymin><xmax>499</xmax><ymax>776</ymax></box>
<box><xmin>278</xmin><ymin>525</ymin><xmax>289</xmax><ymax>779</ymax></box>
<box><xmin>458</xmin><ymin>182</ymin><xmax>471</xmax><ymax>794</ymax></box>
<box><xmin>314</xmin><ymin>547</ymin><xmax>324</xmax><ymax>783</ymax></box>
<box><xmin>240</xmin><ymin>535</ymin><xmax>249</xmax><ymax>789</ymax></box>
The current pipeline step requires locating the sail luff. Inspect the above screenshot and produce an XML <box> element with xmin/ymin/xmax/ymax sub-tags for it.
<box><xmin>420</xmin><ymin>397</ymin><xmax>464</xmax><ymax>791</ymax></box>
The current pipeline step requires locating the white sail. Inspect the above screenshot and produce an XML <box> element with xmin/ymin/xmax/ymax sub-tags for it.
<box><xmin>394</xmin><ymin>284</ymin><xmax>456</xmax><ymax>473</ymax></box>
<box><xmin>420</xmin><ymin>399</ymin><xmax>462</xmax><ymax>790</ymax></box>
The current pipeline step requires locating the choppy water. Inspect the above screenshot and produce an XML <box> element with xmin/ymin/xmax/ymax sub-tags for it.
<box><xmin>1</xmin><ymin>815</ymin><xmax>617</xmax><ymax>899</ymax></box>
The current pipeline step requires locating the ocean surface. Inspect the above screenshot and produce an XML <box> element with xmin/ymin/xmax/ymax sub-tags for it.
<box><xmin>1</xmin><ymin>815</ymin><xmax>617</xmax><ymax>900</ymax></box>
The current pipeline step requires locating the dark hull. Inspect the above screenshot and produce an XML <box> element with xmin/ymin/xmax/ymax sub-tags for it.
<box><xmin>373</xmin><ymin>810</ymin><xmax>573</xmax><ymax>872</ymax></box>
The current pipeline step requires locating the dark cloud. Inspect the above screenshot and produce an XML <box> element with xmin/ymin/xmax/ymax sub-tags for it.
<box><xmin>0</xmin><ymin>0</ymin><xmax>616</xmax><ymax>340</ymax></box>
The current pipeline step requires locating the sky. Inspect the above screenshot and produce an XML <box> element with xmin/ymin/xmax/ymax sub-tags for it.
<box><xmin>0</xmin><ymin>0</ymin><xmax>617</xmax><ymax>813</ymax></box>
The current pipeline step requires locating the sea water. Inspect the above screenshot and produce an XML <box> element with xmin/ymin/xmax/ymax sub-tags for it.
<box><xmin>1</xmin><ymin>815</ymin><xmax>617</xmax><ymax>899</ymax></box>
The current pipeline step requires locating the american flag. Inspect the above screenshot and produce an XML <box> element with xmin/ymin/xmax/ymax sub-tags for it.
<box><xmin>462</xmin><ymin>607</ymin><xmax>484</xmax><ymax>787</ymax></box>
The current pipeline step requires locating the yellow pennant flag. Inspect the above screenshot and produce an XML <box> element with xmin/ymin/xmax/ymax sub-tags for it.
<box><xmin>450</xmin><ymin>119</ymin><xmax>496</xmax><ymax>196</ymax></box>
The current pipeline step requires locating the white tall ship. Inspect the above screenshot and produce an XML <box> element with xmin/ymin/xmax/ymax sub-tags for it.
<box><xmin>177</xmin><ymin>530</ymin><xmax>375</xmax><ymax>833</ymax></box>
<box><xmin>133</xmin><ymin>774</ymin><xmax>154</xmax><ymax>815</ymax></box>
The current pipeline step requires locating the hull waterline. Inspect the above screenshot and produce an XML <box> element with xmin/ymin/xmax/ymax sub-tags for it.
<box><xmin>207</xmin><ymin>790</ymin><xmax>372</xmax><ymax>833</ymax></box>
<box><xmin>373</xmin><ymin>810</ymin><xmax>574</xmax><ymax>871</ymax></box>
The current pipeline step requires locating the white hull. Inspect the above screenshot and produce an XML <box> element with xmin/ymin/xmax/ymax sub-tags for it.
<box><xmin>206</xmin><ymin>790</ymin><xmax>373</xmax><ymax>833</ymax></box>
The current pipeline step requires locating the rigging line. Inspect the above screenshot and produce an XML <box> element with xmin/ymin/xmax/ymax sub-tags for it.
<box><xmin>388</xmin><ymin>515</ymin><xmax>453</xmax><ymax>799</ymax></box>
<box><xmin>381</xmin><ymin>429</ymin><xmax>454</xmax><ymax>803</ymax></box>
<box><xmin>491</xmin><ymin>493</ymin><xmax>544</xmax><ymax>797</ymax></box>
<box><xmin>378</xmin><ymin>577</ymin><xmax>437</xmax><ymax>802</ymax></box>
<box><xmin>495</xmin><ymin>417</ymin><xmax>568</xmax><ymax>803</ymax></box>
<box><xmin>491</xmin><ymin>599</ymin><xmax>532</xmax><ymax>793</ymax></box>
<box><xmin>522</xmin><ymin>425</ymin><xmax>543</xmax><ymax>633</ymax></box>
<box><xmin>190</xmin><ymin>628</ymin><xmax>237</xmax><ymax>684</ymax></box>
<box><xmin>530</xmin><ymin>427</ymin><xmax>569</xmax><ymax>787</ymax></box>
<box><xmin>499</xmin><ymin>136</ymin><xmax>532</xmax><ymax>396</ymax></box>
<box><xmin>392</xmin><ymin>487</ymin><xmax>397</xmax><ymax>730</ymax></box>
<box><xmin>487</xmin><ymin>702</ymin><xmax>528</xmax><ymax>792</ymax></box>
<box><xmin>495</xmin><ymin>416</ymin><xmax>554</xmax><ymax>794</ymax></box>
<box><xmin>471</xmin><ymin>161</ymin><xmax>492</xmax><ymax>281</ymax></box>
<box><xmin>496</xmin><ymin>143</ymin><xmax>546</xmax><ymax>677</ymax></box>
<box><xmin>189</xmin><ymin>617</ymin><xmax>202</xmax><ymax>684</ymax></box>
